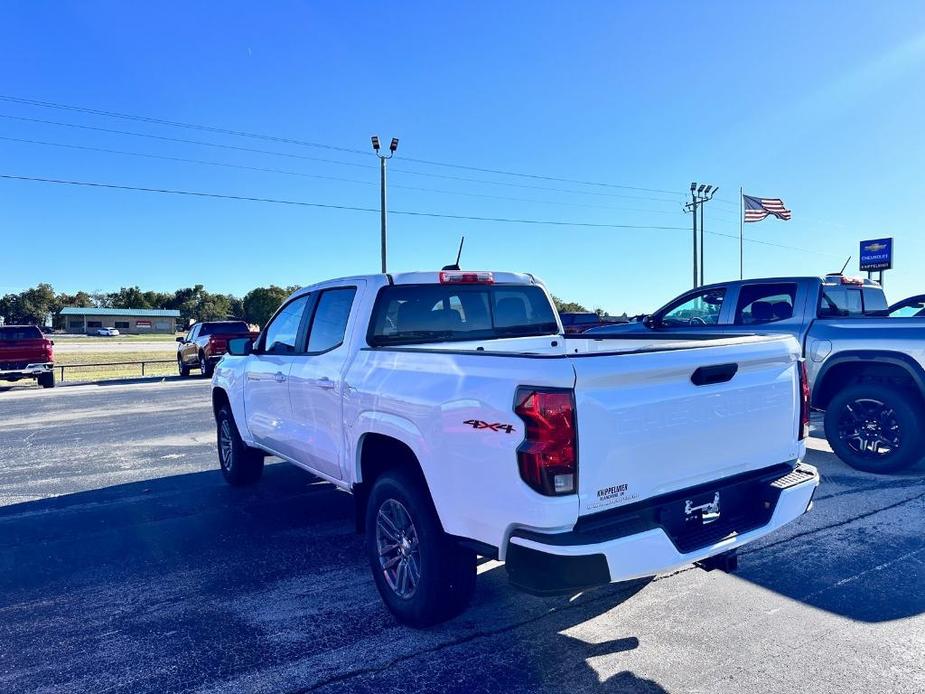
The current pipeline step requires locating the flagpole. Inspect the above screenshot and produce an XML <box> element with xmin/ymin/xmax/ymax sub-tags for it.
<box><xmin>739</xmin><ymin>186</ymin><xmax>744</xmax><ymax>279</ymax></box>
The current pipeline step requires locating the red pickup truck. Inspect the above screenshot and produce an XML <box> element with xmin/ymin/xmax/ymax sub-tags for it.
<box><xmin>0</xmin><ymin>325</ymin><xmax>55</xmax><ymax>388</ymax></box>
<box><xmin>177</xmin><ymin>321</ymin><xmax>256</xmax><ymax>378</ymax></box>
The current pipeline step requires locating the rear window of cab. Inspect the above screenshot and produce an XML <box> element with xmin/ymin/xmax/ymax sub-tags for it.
<box><xmin>368</xmin><ymin>284</ymin><xmax>559</xmax><ymax>346</ymax></box>
<box><xmin>0</xmin><ymin>326</ymin><xmax>42</xmax><ymax>341</ymax></box>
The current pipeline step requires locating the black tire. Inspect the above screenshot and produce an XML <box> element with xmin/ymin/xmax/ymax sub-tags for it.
<box><xmin>178</xmin><ymin>356</ymin><xmax>190</xmax><ymax>378</ymax></box>
<box><xmin>824</xmin><ymin>383</ymin><xmax>923</xmax><ymax>474</ymax></box>
<box><xmin>365</xmin><ymin>469</ymin><xmax>476</xmax><ymax>627</ymax></box>
<box><xmin>216</xmin><ymin>405</ymin><xmax>264</xmax><ymax>485</ymax></box>
<box><xmin>200</xmin><ymin>352</ymin><xmax>214</xmax><ymax>378</ymax></box>
<box><xmin>38</xmin><ymin>371</ymin><xmax>55</xmax><ymax>389</ymax></box>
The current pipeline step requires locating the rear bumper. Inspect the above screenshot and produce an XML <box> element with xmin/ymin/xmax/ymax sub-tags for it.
<box><xmin>0</xmin><ymin>362</ymin><xmax>53</xmax><ymax>380</ymax></box>
<box><xmin>505</xmin><ymin>462</ymin><xmax>819</xmax><ymax>596</ymax></box>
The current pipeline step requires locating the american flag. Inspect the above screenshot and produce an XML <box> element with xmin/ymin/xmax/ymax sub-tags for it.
<box><xmin>743</xmin><ymin>194</ymin><xmax>791</xmax><ymax>222</ymax></box>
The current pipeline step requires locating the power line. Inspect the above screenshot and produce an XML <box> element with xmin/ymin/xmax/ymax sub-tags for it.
<box><xmin>706</xmin><ymin>228</ymin><xmax>842</xmax><ymax>257</ymax></box>
<box><xmin>0</xmin><ymin>94</ymin><xmax>682</xmax><ymax>195</ymax></box>
<box><xmin>396</xmin><ymin>155</ymin><xmax>678</xmax><ymax>194</ymax></box>
<box><xmin>0</xmin><ymin>134</ymin><xmax>692</xmax><ymax>216</ymax></box>
<box><xmin>0</xmin><ymin>113</ymin><xmax>684</xmax><ymax>204</ymax></box>
<box><xmin>0</xmin><ymin>113</ymin><xmax>372</xmax><ymax>169</ymax></box>
<box><xmin>0</xmin><ymin>94</ymin><xmax>370</xmax><ymax>156</ymax></box>
<box><xmin>0</xmin><ymin>173</ymin><xmax>693</xmax><ymax>231</ymax></box>
<box><xmin>0</xmin><ymin>171</ymin><xmax>838</xmax><ymax>257</ymax></box>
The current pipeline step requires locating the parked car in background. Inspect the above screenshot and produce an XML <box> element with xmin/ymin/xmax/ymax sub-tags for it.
<box><xmin>881</xmin><ymin>294</ymin><xmax>925</xmax><ymax>318</ymax></box>
<box><xmin>96</xmin><ymin>327</ymin><xmax>120</xmax><ymax>337</ymax></box>
<box><xmin>558</xmin><ymin>311</ymin><xmax>626</xmax><ymax>334</ymax></box>
<box><xmin>210</xmin><ymin>270</ymin><xmax>817</xmax><ymax>626</ymax></box>
<box><xmin>177</xmin><ymin>320</ymin><xmax>254</xmax><ymax>378</ymax></box>
<box><xmin>0</xmin><ymin>325</ymin><xmax>55</xmax><ymax>388</ymax></box>
<box><xmin>588</xmin><ymin>274</ymin><xmax>925</xmax><ymax>473</ymax></box>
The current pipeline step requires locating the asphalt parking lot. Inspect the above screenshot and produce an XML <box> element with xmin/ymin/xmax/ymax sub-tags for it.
<box><xmin>1</xmin><ymin>381</ymin><xmax>923</xmax><ymax>693</ymax></box>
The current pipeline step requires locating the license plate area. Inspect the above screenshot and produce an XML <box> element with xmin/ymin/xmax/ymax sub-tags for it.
<box><xmin>656</xmin><ymin>475</ymin><xmax>781</xmax><ymax>553</ymax></box>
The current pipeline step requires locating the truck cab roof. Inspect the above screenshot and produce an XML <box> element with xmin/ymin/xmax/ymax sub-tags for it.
<box><xmin>692</xmin><ymin>275</ymin><xmax>881</xmax><ymax>294</ymax></box>
<box><xmin>289</xmin><ymin>271</ymin><xmax>541</xmax><ymax>300</ymax></box>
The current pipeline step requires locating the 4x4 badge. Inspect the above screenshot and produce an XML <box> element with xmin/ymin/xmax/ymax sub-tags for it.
<box><xmin>463</xmin><ymin>419</ymin><xmax>515</xmax><ymax>434</ymax></box>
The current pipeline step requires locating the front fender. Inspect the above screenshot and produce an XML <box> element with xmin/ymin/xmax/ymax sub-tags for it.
<box><xmin>212</xmin><ymin>359</ymin><xmax>252</xmax><ymax>444</ymax></box>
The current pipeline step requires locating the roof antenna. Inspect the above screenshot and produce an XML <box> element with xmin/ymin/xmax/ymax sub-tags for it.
<box><xmin>441</xmin><ymin>235</ymin><xmax>465</xmax><ymax>271</ymax></box>
<box><xmin>839</xmin><ymin>256</ymin><xmax>851</xmax><ymax>274</ymax></box>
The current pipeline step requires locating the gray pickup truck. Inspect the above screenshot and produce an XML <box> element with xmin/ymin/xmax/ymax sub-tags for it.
<box><xmin>589</xmin><ymin>274</ymin><xmax>925</xmax><ymax>473</ymax></box>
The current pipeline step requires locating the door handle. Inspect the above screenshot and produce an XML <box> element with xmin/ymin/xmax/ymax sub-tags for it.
<box><xmin>316</xmin><ymin>376</ymin><xmax>336</xmax><ymax>390</ymax></box>
<box><xmin>691</xmin><ymin>363</ymin><xmax>738</xmax><ymax>386</ymax></box>
<box><xmin>274</xmin><ymin>371</ymin><xmax>287</xmax><ymax>383</ymax></box>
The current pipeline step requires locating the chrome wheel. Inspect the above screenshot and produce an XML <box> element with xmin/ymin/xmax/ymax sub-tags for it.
<box><xmin>376</xmin><ymin>499</ymin><xmax>420</xmax><ymax>599</ymax></box>
<box><xmin>837</xmin><ymin>397</ymin><xmax>901</xmax><ymax>458</ymax></box>
<box><xmin>219</xmin><ymin>418</ymin><xmax>234</xmax><ymax>471</ymax></box>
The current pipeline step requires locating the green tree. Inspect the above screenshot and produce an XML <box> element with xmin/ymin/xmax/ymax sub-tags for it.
<box><xmin>242</xmin><ymin>285</ymin><xmax>291</xmax><ymax>328</ymax></box>
<box><xmin>551</xmin><ymin>295</ymin><xmax>588</xmax><ymax>313</ymax></box>
<box><xmin>57</xmin><ymin>291</ymin><xmax>94</xmax><ymax>308</ymax></box>
<box><xmin>111</xmin><ymin>286</ymin><xmax>153</xmax><ymax>309</ymax></box>
<box><xmin>0</xmin><ymin>293</ymin><xmax>21</xmax><ymax>324</ymax></box>
<box><xmin>18</xmin><ymin>283</ymin><xmax>58</xmax><ymax>325</ymax></box>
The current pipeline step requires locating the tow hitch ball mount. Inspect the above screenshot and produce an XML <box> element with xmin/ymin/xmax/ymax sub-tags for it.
<box><xmin>696</xmin><ymin>550</ymin><xmax>738</xmax><ymax>573</ymax></box>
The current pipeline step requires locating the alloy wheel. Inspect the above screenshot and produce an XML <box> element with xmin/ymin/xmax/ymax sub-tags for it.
<box><xmin>219</xmin><ymin>418</ymin><xmax>234</xmax><ymax>471</ymax></box>
<box><xmin>837</xmin><ymin>397</ymin><xmax>901</xmax><ymax>458</ymax></box>
<box><xmin>376</xmin><ymin>499</ymin><xmax>421</xmax><ymax>599</ymax></box>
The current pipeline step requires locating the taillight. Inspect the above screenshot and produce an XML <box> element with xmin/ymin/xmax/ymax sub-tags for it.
<box><xmin>439</xmin><ymin>271</ymin><xmax>494</xmax><ymax>284</ymax></box>
<box><xmin>798</xmin><ymin>359</ymin><xmax>810</xmax><ymax>440</ymax></box>
<box><xmin>514</xmin><ymin>387</ymin><xmax>577</xmax><ymax>495</ymax></box>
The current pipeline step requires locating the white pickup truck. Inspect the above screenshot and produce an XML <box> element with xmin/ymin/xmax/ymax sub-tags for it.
<box><xmin>211</xmin><ymin>270</ymin><xmax>819</xmax><ymax>626</ymax></box>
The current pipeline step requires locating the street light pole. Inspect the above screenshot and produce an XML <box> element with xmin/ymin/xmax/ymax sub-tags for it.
<box><xmin>685</xmin><ymin>183</ymin><xmax>699</xmax><ymax>289</ymax></box>
<box><xmin>686</xmin><ymin>183</ymin><xmax>717</xmax><ymax>288</ymax></box>
<box><xmin>699</xmin><ymin>195</ymin><xmax>705</xmax><ymax>286</ymax></box>
<box><xmin>371</xmin><ymin>135</ymin><xmax>399</xmax><ymax>273</ymax></box>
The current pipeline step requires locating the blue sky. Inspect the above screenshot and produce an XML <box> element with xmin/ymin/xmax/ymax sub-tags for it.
<box><xmin>1</xmin><ymin>1</ymin><xmax>924</xmax><ymax>313</ymax></box>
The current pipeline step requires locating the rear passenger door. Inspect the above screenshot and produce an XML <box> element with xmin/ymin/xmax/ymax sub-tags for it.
<box><xmin>287</xmin><ymin>284</ymin><xmax>360</xmax><ymax>480</ymax></box>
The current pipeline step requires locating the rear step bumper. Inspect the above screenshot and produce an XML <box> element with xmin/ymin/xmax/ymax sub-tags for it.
<box><xmin>505</xmin><ymin>462</ymin><xmax>818</xmax><ymax>596</ymax></box>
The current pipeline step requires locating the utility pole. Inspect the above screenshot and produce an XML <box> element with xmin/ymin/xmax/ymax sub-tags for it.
<box><xmin>699</xmin><ymin>195</ymin><xmax>705</xmax><ymax>286</ymax></box>
<box><xmin>685</xmin><ymin>182</ymin><xmax>718</xmax><ymax>288</ymax></box>
<box><xmin>371</xmin><ymin>135</ymin><xmax>399</xmax><ymax>273</ymax></box>
<box><xmin>690</xmin><ymin>185</ymin><xmax>699</xmax><ymax>288</ymax></box>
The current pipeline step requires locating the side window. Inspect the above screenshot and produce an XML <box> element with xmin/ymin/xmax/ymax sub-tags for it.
<box><xmin>734</xmin><ymin>283</ymin><xmax>797</xmax><ymax>325</ymax></box>
<box><xmin>188</xmin><ymin>325</ymin><xmax>199</xmax><ymax>340</ymax></box>
<box><xmin>660</xmin><ymin>288</ymin><xmax>726</xmax><ymax>327</ymax></box>
<box><xmin>861</xmin><ymin>288</ymin><xmax>888</xmax><ymax>313</ymax></box>
<box><xmin>820</xmin><ymin>287</ymin><xmax>863</xmax><ymax>317</ymax></box>
<box><xmin>263</xmin><ymin>295</ymin><xmax>310</xmax><ymax>354</ymax></box>
<box><xmin>306</xmin><ymin>288</ymin><xmax>357</xmax><ymax>353</ymax></box>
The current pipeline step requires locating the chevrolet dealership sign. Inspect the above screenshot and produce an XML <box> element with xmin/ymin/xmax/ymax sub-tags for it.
<box><xmin>859</xmin><ymin>238</ymin><xmax>893</xmax><ymax>272</ymax></box>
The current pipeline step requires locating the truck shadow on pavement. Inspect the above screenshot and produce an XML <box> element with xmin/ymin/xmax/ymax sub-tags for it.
<box><xmin>731</xmin><ymin>446</ymin><xmax>925</xmax><ymax>623</ymax></box>
<box><xmin>1</xmin><ymin>448</ymin><xmax>921</xmax><ymax>692</ymax></box>
<box><xmin>0</xmin><ymin>462</ymin><xmax>666</xmax><ymax>693</ymax></box>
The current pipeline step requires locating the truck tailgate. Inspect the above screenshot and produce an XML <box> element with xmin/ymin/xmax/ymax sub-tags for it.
<box><xmin>572</xmin><ymin>335</ymin><xmax>802</xmax><ymax>516</ymax></box>
<box><xmin>0</xmin><ymin>340</ymin><xmax>51</xmax><ymax>363</ymax></box>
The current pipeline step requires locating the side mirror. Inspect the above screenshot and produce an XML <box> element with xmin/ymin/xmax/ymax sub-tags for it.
<box><xmin>176</xmin><ymin>336</ymin><xmax>184</xmax><ymax>343</ymax></box>
<box><xmin>643</xmin><ymin>314</ymin><xmax>659</xmax><ymax>329</ymax></box>
<box><xmin>227</xmin><ymin>337</ymin><xmax>253</xmax><ymax>356</ymax></box>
